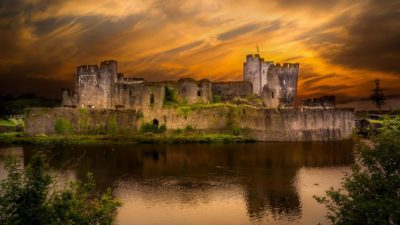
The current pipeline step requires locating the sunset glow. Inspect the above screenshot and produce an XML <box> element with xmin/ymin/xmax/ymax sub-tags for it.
<box><xmin>0</xmin><ymin>0</ymin><xmax>399</xmax><ymax>102</ymax></box>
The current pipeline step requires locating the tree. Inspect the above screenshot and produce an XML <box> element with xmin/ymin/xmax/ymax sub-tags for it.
<box><xmin>0</xmin><ymin>152</ymin><xmax>121</xmax><ymax>225</ymax></box>
<box><xmin>370</xmin><ymin>79</ymin><xmax>385</xmax><ymax>113</ymax></box>
<box><xmin>315</xmin><ymin>116</ymin><xmax>400</xmax><ymax>225</ymax></box>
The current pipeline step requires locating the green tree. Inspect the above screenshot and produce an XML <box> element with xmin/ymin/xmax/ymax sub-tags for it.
<box><xmin>370</xmin><ymin>79</ymin><xmax>385</xmax><ymax>113</ymax></box>
<box><xmin>315</xmin><ymin>116</ymin><xmax>400</xmax><ymax>225</ymax></box>
<box><xmin>0</xmin><ymin>152</ymin><xmax>121</xmax><ymax>225</ymax></box>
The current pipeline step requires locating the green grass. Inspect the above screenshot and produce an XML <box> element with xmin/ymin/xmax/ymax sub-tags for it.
<box><xmin>0</xmin><ymin>118</ymin><xmax>24</xmax><ymax>127</ymax></box>
<box><xmin>368</xmin><ymin>119</ymin><xmax>383</xmax><ymax>124</ymax></box>
<box><xmin>0</xmin><ymin>132</ymin><xmax>254</xmax><ymax>146</ymax></box>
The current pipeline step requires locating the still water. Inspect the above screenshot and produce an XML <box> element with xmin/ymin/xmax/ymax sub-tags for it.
<box><xmin>0</xmin><ymin>142</ymin><xmax>354</xmax><ymax>225</ymax></box>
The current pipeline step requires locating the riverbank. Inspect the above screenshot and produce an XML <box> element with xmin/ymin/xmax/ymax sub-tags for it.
<box><xmin>0</xmin><ymin>132</ymin><xmax>254</xmax><ymax>146</ymax></box>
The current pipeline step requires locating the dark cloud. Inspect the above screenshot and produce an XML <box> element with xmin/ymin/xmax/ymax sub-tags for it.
<box><xmin>217</xmin><ymin>23</ymin><xmax>260</xmax><ymax>41</ymax></box>
<box><xmin>0</xmin><ymin>0</ymin><xmax>399</xmax><ymax>100</ymax></box>
<box><xmin>317</xmin><ymin>0</ymin><xmax>400</xmax><ymax>74</ymax></box>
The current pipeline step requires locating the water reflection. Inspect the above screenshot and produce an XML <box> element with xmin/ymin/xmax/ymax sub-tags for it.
<box><xmin>0</xmin><ymin>142</ymin><xmax>354</xmax><ymax>225</ymax></box>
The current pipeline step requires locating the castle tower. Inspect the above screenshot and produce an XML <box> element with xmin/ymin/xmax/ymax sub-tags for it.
<box><xmin>243</xmin><ymin>54</ymin><xmax>273</xmax><ymax>96</ymax></box>
<box><xmin>98</xmin><ymin>60</ymin><xmax>118</xmax><ymax>108</ymax></box>
<box><xmin>76</xmin><ymin>64</ymin><xmax>99</xmax><ymax>107</ymax></box>
<box><xmin>261</xmin><ymin>63</ymin><xmax>299</xmax><ymax>108</ymax></box>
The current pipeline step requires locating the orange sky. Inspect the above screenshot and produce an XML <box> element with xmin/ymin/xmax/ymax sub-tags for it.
<box><xmin>0</xmin><ymin>0</ymin><xmax>399</xmax><ymax>102</ymax></box>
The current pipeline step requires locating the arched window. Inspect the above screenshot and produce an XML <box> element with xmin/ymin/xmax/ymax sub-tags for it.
<box><xmin>271</xmin><ymin>91</ymin><xmax>274</xmax><ymax>99</ymax></box>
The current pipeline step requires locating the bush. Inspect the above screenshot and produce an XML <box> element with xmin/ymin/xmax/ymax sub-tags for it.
<box><xmin>54</xmin><ymin>118</ymin><xmax>74</xmax><ymax>134</ymax></box>
<box><xmin>232</xmin><ymin>126</ymin><xmax>241</xmax><ymax>136</ymax></box>
<box><xmin>107</xmin><ymin>118</ymin><xmax>118</xmax><ymax>135</ymax></box>
<box><xmin>0</xmin><ymin>152</ymin><xmax>121</xmax><ymax>225</ymax></box>
<box><xmin>140</xmin><ymin>122</ymin><xmax>166</xmax><ymax>133</ymax></box>
<box><xmin>184</xmin><ymin>125</ymin><xmax>194</xmax><ymax>132</ymax></box>
<box><xmin>315</xmin><ymin>116</ymin><xmax>400</xmax><ymax>225</ymax></box>
<box><xmin>212</xmin><ymin>95</ymin><xmax>221</xmax><ymax>103</ymax></box>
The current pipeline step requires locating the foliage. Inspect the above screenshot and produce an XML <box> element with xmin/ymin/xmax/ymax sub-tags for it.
<box><xmin>212</xmin><ymin>95</ymin><xmax>221</xmax><ymax>103</ymax></box>
<box><xmin>164</xmin><ymin>86</ymin><xmax>182</xmax><ymax>105</ymax></box>
<box><xmin>315</xmin><ymin>116</ymin><xmax>400</xmax><ymax>225</ymax></box>
<box><xmin>140</xmin><ymin>122</ymin><xmax>166</xmax><ymax>133</ymax></box>
<box><xmin>231</xmin><ymin>126</ymin><xmax>241</xmax><ymax>136</ymax></box>
<box><xmin>178</xmin><ymin>106</ymin><xmax>192</xmax><ymax>119</ymax></box>
<box><xmin>54</xmin><ymin>118</ymin><xmax>74</xmax><ymax>135</ymax></box>
<box><xmin>136</xmin><ymin>133</ymin><xmax>253</xmax><ymax>144</ymax></box>
<box><xmin>106</xmin><ymin>118</ymin><xmax>118</xmax><ymax>135</ymax></box>
<box><xmin>184</xmin><ymin>125</ymin><xmax>194</xmax><ymax>132</ymax></box>
<box><xmin>370</xmin><ymin>79</ymin><xmax>385</xmax><ymax>112</ymax></box>
<box><xmin>0</xmin><ymin>94</ymin><xmax>60</xmax><ymax>116</ymax></box>
<box><xmin>0</xmin><ymin>132</ymin><xmax>254</xmax><ymax>145</ymax></box>
<box><xmin>0</xmin><ymin>152</ymin><xmax>121</xmax><ymax>225</ymax></box>
<box><xmin>0</xmin><ymin>118</ymin><xmax>23</xmax><ymax>127</ymax></box>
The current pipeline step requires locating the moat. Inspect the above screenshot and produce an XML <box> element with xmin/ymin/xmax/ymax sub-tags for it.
<box><xmin>0</xmin><ymin>142</ymin><xmax>354</xmax><ymax>225</ymax></box>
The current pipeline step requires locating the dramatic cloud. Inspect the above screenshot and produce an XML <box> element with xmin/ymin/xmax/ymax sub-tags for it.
<box><xmin>0</xmin><ymin>0</ymin><xmax>399</xmax><ymax>102</ymax></box>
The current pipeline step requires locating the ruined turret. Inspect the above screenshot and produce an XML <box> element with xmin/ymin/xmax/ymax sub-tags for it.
<box><xmin>243</xmin><ymin>54</ymin><xmax>273</xmax><ymax>96</ymax></box>
<box><xmin>243</xmin><ymin>54</ymin><xmax>299</xmax><ymax>108</ymax></box>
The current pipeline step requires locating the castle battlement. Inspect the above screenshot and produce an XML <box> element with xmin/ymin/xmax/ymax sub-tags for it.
<box><xmin>77</xmin><ymin>65</ymin><xmax>99</xmax><ymax>75</ymax></box>
<box><xmin>271</xmin><ymin>63</ymin><xmax>299</xmax><ymax>70</ymax></box>
<box><xmin>67</xmin><ymin>53</ymin><xmax>299</xmax><ymax>110</ymax></box>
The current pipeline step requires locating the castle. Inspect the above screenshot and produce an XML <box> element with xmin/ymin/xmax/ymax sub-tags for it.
<box><xmin>25</xmin><ymin>53</ymin><xmax>354</xmax><ymax>141</ymax></box>
<box><xmin>62</xmin><ymin>54</ymin><xmax>300</xmax><ymax>109</ymax></box>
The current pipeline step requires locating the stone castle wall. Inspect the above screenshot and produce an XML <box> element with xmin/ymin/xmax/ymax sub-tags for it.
<box><xmin>212</xmin><ymin>81</ymin><xmax>253</xmax><ymax>101</ymax></box>
<box><xmin>243</xmin><ymin>54</ymin><xmax>299</xmax><ymax>108</ymax></box>
<box><xmin>25</xmin><ymin>107</ymin><xmax>355</xmax><ymax>141</ymax></box>
<box><xmin>66</xmin><ymin>54</ymin><xmax>299</xmax><ymax>110</ymax></box>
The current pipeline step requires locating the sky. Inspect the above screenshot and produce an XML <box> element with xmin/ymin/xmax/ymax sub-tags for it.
<box><xmin>0</xmin><ymin>0</ymin><xmax>399</xmax><ymax>102</ymax></box>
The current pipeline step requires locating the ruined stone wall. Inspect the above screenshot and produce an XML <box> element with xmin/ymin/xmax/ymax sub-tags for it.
<box><xmin>178</xmin><ymin>78</ymin><xmax>198</xmax><ymax>104</ymax></box>
<box><xmin>262</xmin><ymin>69</ymin><xmax>280</xmax><ymax>108</ymax></box>
<box><xmin>243</xmin><ymin>54</ymin><xmax>299</xmax><ymax>108</ymax></box>
<box><xmin>198</xmin><ymin>79</ymin><xmax>212</xmax><ymax>103</ymax></box>
<box><xmin>24</xmin><ymin>107</ymin><xmax>140</xmax><ymax>135</ymax></box>
<box><xmin>61</xmin><ymin>89</ymin><xmax>78</xmax><ymax>107</ymax></box>
<box><xmin>211</xmin><ymin>81</ymin><xmax>253</xmax><ymax>101</ymax></box>
<box><xmin>25</xmin><ymin>107</ymin><xmax>355</xmax><ymax>141</ymax></box>
<box><xmin>301</xmin><ymin>96</ymin><xmax>336</xmax><ymax>108</ymax></box>
<box><xmin>262</xmin><ymin>63</ymin><xmax>299</xmax><ymax>108</ymax></box>
<box><xmin>238</xmin><ymin>108</ymin><xmax>354</xmax><ymax>141</ymax></box>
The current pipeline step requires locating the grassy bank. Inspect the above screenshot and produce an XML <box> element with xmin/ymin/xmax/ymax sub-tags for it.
<box><xmin>0</xmin><ymin>118</ymin><xmax>23</xmax><ymax>127</ymax></box>
<box><xmin>0</xmin><ymin>132</ymin><xmax>254</xmax><ymax>146</ymax></box>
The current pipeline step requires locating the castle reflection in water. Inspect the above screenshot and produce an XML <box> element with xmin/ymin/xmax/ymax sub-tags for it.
<box><xmin>1</xmin><ymin>142</ymin><xmax>354</xmax><ymax>224</ymax></box>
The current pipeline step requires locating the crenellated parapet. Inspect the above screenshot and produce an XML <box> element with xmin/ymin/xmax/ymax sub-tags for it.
<box><xmin>65</xmin><ymin>53</ymin><xmax>300</xmax><ymax>110</ymax></box>
<box><xmin>76</xmin><ymin>65</ymin><xmax>99</xmax><ymax>76</ymax></box>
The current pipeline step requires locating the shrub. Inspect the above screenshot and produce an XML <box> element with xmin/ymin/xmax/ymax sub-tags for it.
<box><xmin>232</xmin><ymin>126</ymin><xmax>241</xmax><ymax>136</ymax></box>
<box><xmin>107</xmin><ymin>118</ymin><xmax>118</xmax><ymax>135</ymax></box>
<box><xmin>184</xmin><ymin>125</ymin><xmax>194</xmax><ymax>132</ymax></box>
<box><xmin>140</xmin><ymin>122</ymin><xmax>166</xmax><ymax>133</ymax></box>
<box><xmin>140</xmin><ymin>122</ymin><xmax>154</xmax><ymax>133</ymax></box>
<box><xmin>157</xmin><ymin>125</ymin><xmax>167</xmax><ymax>133</ymax></box>
<box><xmin>0</xmin><ymin>152</ymin><xmax>121</xmax><ymax>225</ymax></box>
<box><xmin>212</xmin><ymin>95</ymin><xmax>221</xmax><ymax>103</ymax></box>
<box><xmin>54</xmin><ymin>118</ymin><xmax>74</xmax><ymax>134</ymax></box>
<box><xmin>315</xmin><ymin>116</ymin><xmax>400</xmax><ymax>225</ymax></box>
